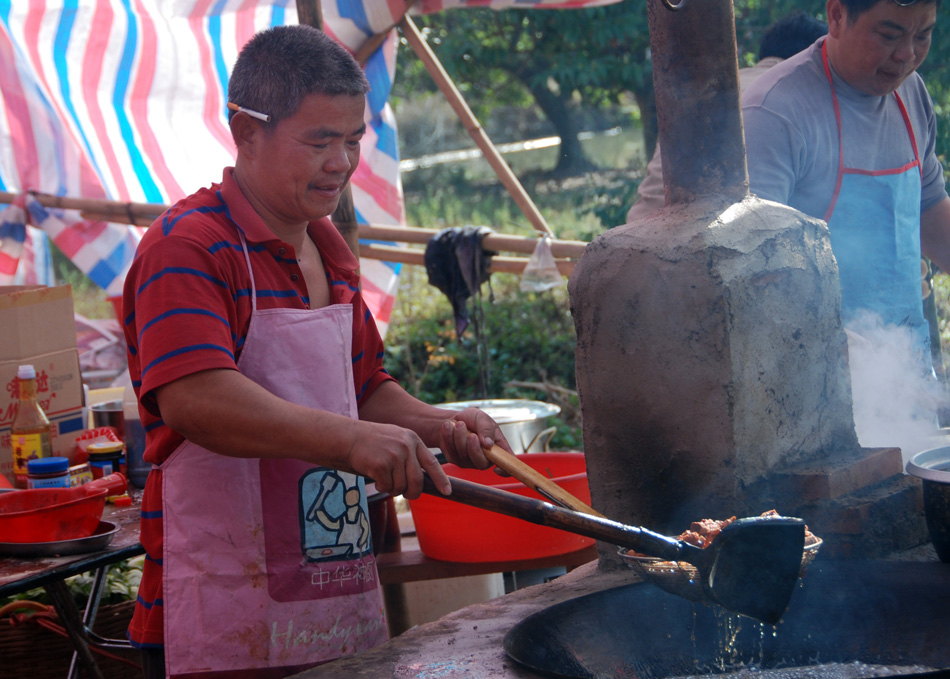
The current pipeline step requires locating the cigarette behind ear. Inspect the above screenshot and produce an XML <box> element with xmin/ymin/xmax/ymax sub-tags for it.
<box><xmin>227</xmin><ymin>102</ymin><xmax>271</xmax><ymax>123</ymax></box>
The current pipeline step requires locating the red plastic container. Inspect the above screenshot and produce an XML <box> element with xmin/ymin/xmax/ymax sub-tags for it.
<box><xmin>0</xmin><ymin>473</ymin><xmax>127</xmax><ymax>543</ymax></box>
<box><xmin>408</xmin><ymin>452</ymin><xmax>594</xmax><ymax>562</ymax></box>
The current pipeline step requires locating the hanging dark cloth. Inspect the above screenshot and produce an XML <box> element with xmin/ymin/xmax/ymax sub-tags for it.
<box><xmin>424</xmin><ymin>225</ymin><xmax>496</xmax><ymax>337</ymax></box>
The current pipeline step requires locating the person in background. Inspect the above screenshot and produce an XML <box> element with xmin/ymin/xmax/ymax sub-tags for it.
<box><xmin>123</xmin><ymin>25</ymin><xmax>511</xmax><ymax>679</ymax></box>
<box><xmin>742</xmin><ymin>0</ymin><xmax>949</xmax><ymax>444</ymax></box>
<box><xmin>626</xmin><ymin>12</ymin><xmax>828</xmax><ymax>221</ymax></box>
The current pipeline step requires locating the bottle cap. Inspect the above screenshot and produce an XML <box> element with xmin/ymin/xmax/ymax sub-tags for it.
<box><xmin>27</xmin><ymin>457</ymin><xmax>70</xmax><ymax>474</ymax></box>
<box><xmin>87</xmin><ymin>441</ymin><xmax>125</xmax><ymax>456</ymax></box>
<box><xmin>17</xmin><ymin>365</ymin><xmax>35</xmax><ymax>380</ymax></box>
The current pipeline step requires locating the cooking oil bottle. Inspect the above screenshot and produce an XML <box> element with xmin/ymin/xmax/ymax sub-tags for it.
<box><xmin>11</xmin><ymin>364</ymin><xmax>53</xmax><ymax>488</ymax></box>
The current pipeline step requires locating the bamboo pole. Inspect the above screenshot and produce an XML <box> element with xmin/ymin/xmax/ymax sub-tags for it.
<box><xmin>354</xmin><ymin>32</ymin><xmax>390</xmax><ymax>66</ymax></box>
<box><xmin>353</xmin><ymin>0</ymin><xmax>418</xmax><ymax>65</ymax></box>
<box><xmin>359</xmin><ymin>242</ymin><xmax>575</xmax><ymax>276</ymax></box>
<box><xmin>359</xmin><ymin>224</ymin><xmax>586</xmax><ymax>259</ymax></box>
<box><xmin>295</xmin><ymin>0</ymin><xmax>323</xmax><ymax>32</ymax></box>
<box><xmin>1</xmin><ymin>191</ymin><xmax>585</xmax><ymax>272</ymax></box>
<box><xmin>0</xmin><ymin>191</ymin><xmax>161</xmax><ymax>223</ymax></box>
<box><xmin>353</xmin><ymin>0</ymin><xmax>416</xmax><ymax>66</ymax></box>
<box><xmin>398</xmin><ymin>15</ymin><xmax>554</xmax><ymax>238</ymax></box>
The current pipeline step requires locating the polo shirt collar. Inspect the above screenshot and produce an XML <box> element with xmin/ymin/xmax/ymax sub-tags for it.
<box><xmin>221</xmin><ymin>167</ymin><xmax>280</xmax><ymax>243</ymax></box>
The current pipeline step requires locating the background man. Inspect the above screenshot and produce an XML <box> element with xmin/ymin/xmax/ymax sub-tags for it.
<box><xmin>742</xmin><ymin>0</ymin><xmax>949</xmax><ymax>455</ymax></box>
<box><xmin>123</xmin><ymin>25</ymin><xmax>510</xmax><ymax>678</ymax></box>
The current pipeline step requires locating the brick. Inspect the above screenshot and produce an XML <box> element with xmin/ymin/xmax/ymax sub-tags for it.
<box><xmin>770</xmin><ymin>446</ymin><xmax>903</xmax><ymax>502</ymax></box>
<box><xmin>799</xmin><ymin>475</ymin><xmax>927</xmax><ymax>559</ymax></box>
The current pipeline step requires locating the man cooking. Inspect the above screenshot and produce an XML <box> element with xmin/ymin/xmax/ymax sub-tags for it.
<box><xmin>742</xmin><ymin>0</ymin><xmax>950</xmax><ymax>437</ymax></box>
<box><xmin>122</xmin><ymin>25</ymin><xmax>511</xmax><ymax>679</ymax></box>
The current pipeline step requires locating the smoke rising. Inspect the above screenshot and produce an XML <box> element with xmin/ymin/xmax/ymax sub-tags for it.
<box><xmin>845</xmin><ymin>311</ymin><xmax>949</xmax><ymax>467</ymax></box>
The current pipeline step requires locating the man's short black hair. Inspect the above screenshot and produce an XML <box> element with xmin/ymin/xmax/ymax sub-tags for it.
<box><xmin>759</xmin><ymin>12</ymin><xmax>828</xmax><ymax>61</ymax></box>
<box><xmin>228</xmin><ymin>25</ymin><xmax>369</xmax><ymax>126</ymax></box>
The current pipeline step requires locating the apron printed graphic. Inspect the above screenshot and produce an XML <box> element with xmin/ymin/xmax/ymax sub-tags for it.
<box><xmin>302</xmin><ymin>469</ymin><xmax>372</xmax><ymax>560</ymax></box>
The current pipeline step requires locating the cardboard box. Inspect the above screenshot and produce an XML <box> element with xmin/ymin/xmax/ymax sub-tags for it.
<box><xmin>0</xmin><ymin>286</ymin><xmax>85</xmax><ymax>484</ymax></box>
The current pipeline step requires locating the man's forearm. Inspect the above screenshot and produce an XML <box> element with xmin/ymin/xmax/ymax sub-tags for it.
<box><xmin>154</xmin><ymin>368</ymin><xmax>360</xmax><ymax>471</ymax></box>
<box><xmin>920</xmin><ymin>196</ymin><xmax>950</xmax><ymax>273</ymax></box>
<box><xmin>358</xmin><ymin>380</ymin><xmax>450</xmax><ymax>448</ymax></box>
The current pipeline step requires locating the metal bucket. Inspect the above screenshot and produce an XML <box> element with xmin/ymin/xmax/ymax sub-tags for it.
<box><xmin>437</xmin><ymin>399</ymin><xmax>561</xmax><ymax>454</ymax></box>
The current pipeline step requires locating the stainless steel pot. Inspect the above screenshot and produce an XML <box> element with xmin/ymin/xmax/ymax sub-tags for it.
<box><xmin>907</xmin><ymin>446</ymin><xmax>950</xmax><ymax>562</ymax></box>
<box><xmin>437</xmin><ymin>399</ymin><xmax>561</xmax><ymax>454</ymax></box>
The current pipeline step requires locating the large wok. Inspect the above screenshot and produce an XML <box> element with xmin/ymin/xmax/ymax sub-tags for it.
<box><xmin>504</xmin><ymin>560</ymin><xmax>950</xmax><ymax>679</ymax></box>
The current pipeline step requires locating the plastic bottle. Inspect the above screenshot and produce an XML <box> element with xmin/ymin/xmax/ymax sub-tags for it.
<box><xmin>11</xmin><ymin>364</ymin><xmax>53</xmax><ymax>489</ymax></box>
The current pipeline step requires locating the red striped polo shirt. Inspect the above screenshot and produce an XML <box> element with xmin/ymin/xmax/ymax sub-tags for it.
<box><xmin>122</xmin><ymin>168</ymin><xmax>392</xmax><ymax>648</ymax></box>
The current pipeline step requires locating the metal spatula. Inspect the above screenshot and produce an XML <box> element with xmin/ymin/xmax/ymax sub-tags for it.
<box><xmin>422</xmin><ymin>474</ymin><xmax>805</xmax><ymax>624</ymax></box>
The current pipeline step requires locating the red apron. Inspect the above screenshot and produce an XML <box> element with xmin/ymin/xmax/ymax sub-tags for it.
<box><xmin>160</xmin><ymin>229</ymin><xmax>386</xmax><ymax>678</ymax></box>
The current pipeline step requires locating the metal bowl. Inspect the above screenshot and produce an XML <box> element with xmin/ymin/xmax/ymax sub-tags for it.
<box><xmin>906</xmin><ymin>446</ymin><xmax>950</xmax><ymax>563</ymax></box>
<box><xmin>618</xmin><ymin>535</ymin><xmax>823</xmax><ymax>602</ymax></box>
<box><xmin>0</xmin><ymin>520</ymin><xmax>119</xmax><ymax>557</ymax></box>
<box><xmin>437</xmin><ymin>399</ymin><xmax>561</xmax><ymax>454</ymax></box>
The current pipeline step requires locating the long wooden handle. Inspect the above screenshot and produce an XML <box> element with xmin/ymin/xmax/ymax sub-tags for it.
<box><xmin>424</xmin><ymin>475</ymin><xmax>685</xmax><ymax>560</ymax></box>
<box><xmin>484</xmin><ymin>445</ymin><xmax>604</xmax><ymax>517</ymax></box>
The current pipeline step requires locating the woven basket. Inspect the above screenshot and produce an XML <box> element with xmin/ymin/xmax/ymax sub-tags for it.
<box><xmin>0</xmin><ymin>599</ymin><xmax>141</xmax><ymax>679</ymax></box>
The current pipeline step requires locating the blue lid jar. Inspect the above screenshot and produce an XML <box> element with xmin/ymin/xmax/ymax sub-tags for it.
<box><xmin>26</xmin><ymin>456</ymin><xmax>71</xmax><ymax>488</ymax></box>
<box><xmin>27</xmin><ymin>456</ymin><xmax>70</xmax><ymax>474</ymax></box>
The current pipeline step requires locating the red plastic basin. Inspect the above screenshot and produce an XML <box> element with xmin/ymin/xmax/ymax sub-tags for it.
<box><xmin>0</xmin><ymin>473</ymin><xmax>127</xmax><ymax>543</ymax></box>
<box><xmin>408</xmin><ymin>452</ymin><xmax>594</xmax><ymax>562</ymax></box>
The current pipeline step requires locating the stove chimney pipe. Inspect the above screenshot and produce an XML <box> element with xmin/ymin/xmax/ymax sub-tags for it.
<box><xmin>648</xmin><ymin>0</ymin><xmax>748</xmax><ymax>207</ymax></box>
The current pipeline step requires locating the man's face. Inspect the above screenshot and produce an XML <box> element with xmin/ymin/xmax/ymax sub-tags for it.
<box><xmin>827</xmin><ymin>0</ymin><xmax>937</xmax><ymax>96</ymax></box>
<box><xmin>251</xmin><ymin>92</ymin><xmax>366</xmax><ymax>226</ymax></box>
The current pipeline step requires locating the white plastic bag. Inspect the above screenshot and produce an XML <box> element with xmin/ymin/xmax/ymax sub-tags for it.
<box><xmin>520</xmin><ymin>236</ymin><xmax>563</xmax><ymax>292</ymax></box>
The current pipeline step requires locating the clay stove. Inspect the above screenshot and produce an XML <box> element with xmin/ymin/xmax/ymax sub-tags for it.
<box><xmin>304</xmin><ymin>2</ymin><xmax>939</xmax><ymax>677</ymax></box>
<box><xmin>569</xmin><ymin>0</ymin><xmax>926</xmax><ymax>558</ymax></box>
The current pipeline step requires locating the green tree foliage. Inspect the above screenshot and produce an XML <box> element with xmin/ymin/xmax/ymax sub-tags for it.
<box><xmin>398</xmin><ymin>3</ymin><xmax>652</xmax><ymax>175</ymax></box>
<box><xmin>386</xmin><ymin>279</ymin><xmax>577</xmax><ymax>402</ymax></box>
<box><xmin>385</xmin><ymin>277</ymin><xmax>583</xmax><ymax>450</ymax></box>
<box><xmin>917</xmin><ymin>6</ymin><xmax>950</xmax><ymax>177</ymax></box>
<box><xmin>398</xmin><ymin>1</ymin><xmax>950</xmax><ymax>177</ymax></box>
<box><xmin>733</xmin><ymin>1</ymin><xmax>827</xmax><ymax>61</ymax></box>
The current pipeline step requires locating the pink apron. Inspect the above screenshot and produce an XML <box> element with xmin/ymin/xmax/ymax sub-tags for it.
<box><xmin>160</xmin><ymin>230</ymin><xmax>387</xmax><ymax>678</ymax></box>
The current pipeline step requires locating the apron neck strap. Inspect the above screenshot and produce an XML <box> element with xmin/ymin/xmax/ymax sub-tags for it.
<box><xmin>236</xmin><ymin>230</ymin><xmax>258</xmax><ymax>313</ymax></box>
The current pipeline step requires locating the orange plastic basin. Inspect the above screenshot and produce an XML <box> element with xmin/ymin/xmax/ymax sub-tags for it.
<box><xmin>408</xmin><ymin>452</ymin><xmax>594</xmax><ymax>562</ymax></box>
